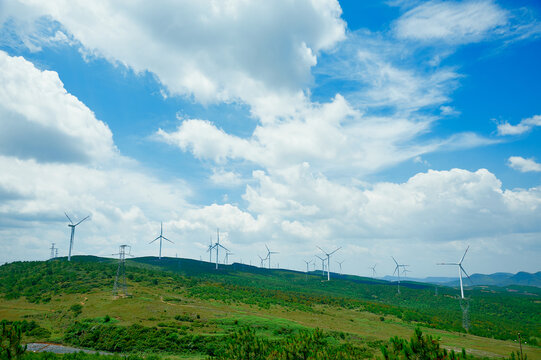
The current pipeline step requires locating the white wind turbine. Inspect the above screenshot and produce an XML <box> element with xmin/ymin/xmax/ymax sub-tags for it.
<box><xmin>369</xmin><ymin>264</ymin><xmax>377</xmax><ymax>278</ymax></box>
<box><xmin>392</xmin><ymin>256</ymin><xmax>408</xmax><ymax>294</ymax></box>
<box><xmin>336</xmin><ymin>260</ymin><xmax>345</xmax><ymax>275</ymax></box>
<box><xmin>225</xmin><ymin>251</ymin><xmax>234</xmax><ymax>265</ymax></box>
<box><xmin>437</xmin><ymin>246</ymin><xmax>472</xmax><ymax>299</ymax></box>
<box><xmin>317</xmin><ymin>246</ymin><xmax>341</xmax><ymax>281</ymax></box>
<box><xmin>258</xmin><ymin>254</ymin><xmax>267</xmax><ymax>268</ymax></box>
<box><xmin>206</xmin><ymin>235</ymin><xmax>213</xmax><ymax>262</ymax></box>
<box><xmin>303</xmin><ymin>259</ymin><xmax>313</xmax><ymax>280</ymax></box>
<box><xmin>65</xmin><ymin>212</ymin><xmax>90</xmax><ymax>262</ymax></box>
<box><xmin>209</xmin><ymin>228</ymin><xmax>229</xmax><ymax>269</ymax></box>
<box><xmin>315</xmin><ymin>255</ymin><xmax>326</xmax><ymax>276</ymax></box>
<box><xmin>265</xmin><ymin>245</ymin><xmax>278</xmax><ymax>269</ymax></box>
<box><xmin>149</xmin><ymin>222</ymin><xmax>174</xmax><ymax>259</ymax></box>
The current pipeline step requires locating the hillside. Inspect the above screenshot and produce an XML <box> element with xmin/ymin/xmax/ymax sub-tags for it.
<box><xmin>0</xmin><ymin>257</ymin><xmax>539</xmax><ymax>359</ymax></box>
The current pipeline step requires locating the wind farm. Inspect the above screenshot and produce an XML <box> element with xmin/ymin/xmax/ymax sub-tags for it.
<box><xmin>1</xmin><ymin>1</ymin><xmax>540</xmax><ymax>359</ymax></box>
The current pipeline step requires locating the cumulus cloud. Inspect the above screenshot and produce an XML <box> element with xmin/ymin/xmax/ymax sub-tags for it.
<box><xmin>508</xmin><ymin>156</ymin><xmax>541</xmax><ymax>173</ymax></box>
<box><xmin>497</xmin><ymin>114</ymin><xmax>541</xmax><ymax>135</ymax></box>
<box><xmin>0</xmin><ymin>51</ymin><xmax>116</xmax><ymax>163</ymax></box>
<box><xmin>394</xmin><ymin>0</ymin><xmax>508</xmax><ymax>44</ymax></box>
<box><xmin>1</xmin><ymin>0</ymin><xmax>345</xmax><ymax>113</ymax></box>
<box><xmin>209</xmin><ymin>169</ymin><xmax>244</xmax><ymax>188</ymax></box>
<box><xmin>1</xmin><ymin>2</ymin><xmax>540</xmax><ymax>275</ymax></box>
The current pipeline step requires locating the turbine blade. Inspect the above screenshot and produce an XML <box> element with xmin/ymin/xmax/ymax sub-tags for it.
<box><xmin>393</xmin><ymin>266</ymin><xmax>398</xmax><ymax>276</ymax></box>
<box><xmin>64</xmin><ymin>212</ymin><xmax>73</xmax><ymax>224</ymax></box>
<box><xmin>329</xmin><ymin>247</ymin><xmax>341</xmax><ymax>256</ymax></box>
<box><xmin>460</xmin><ymin>265</ymin><xmax>473</xmax><ymax>283</ymax></box>
<box><xmin>74</xmin><ymin>215</ymin><xmax>90</xmax><ymax>226</ymax></box>
<box><xmin>459</xmin><ymin>245</ymin><xmax>470</xmax><ymax>264</ymax></box>
<box><xmin>392</xmin><ymin>256</ymin><xmax>398</xmax><ymax>265</ymax></box>
<box><xmin>219</xmin><ymin>244</ymin><xmax>229</xmax><ymax>252</ymax></box>
<box><xmin>437</xmin><ymin>262</ymin><xmax>458</xmax><ymax>265</ymax></box>
<box><xmin>163</xmin><ymin>236</ymin><xmax>174</xmax><ymax>244</ymax></box>
<box><xmin>317</xmin><ymin>246</ymin><xmax>326</xmax><ymax>254</ymax></box>
<box><xmin>149</xmin><ymin>236</ymin><xmax>160</xmax><ymax>244</ymax></box>
<box><xmin>265</xmin><ymin>244</ymin><xmax>270</xmax><ymax>252</ymax></box>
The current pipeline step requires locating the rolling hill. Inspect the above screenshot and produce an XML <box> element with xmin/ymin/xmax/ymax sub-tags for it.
<box><xmin>0</xmin><ymin>256</ymin><xmax>539</xmax><ymax>359</ymax></box>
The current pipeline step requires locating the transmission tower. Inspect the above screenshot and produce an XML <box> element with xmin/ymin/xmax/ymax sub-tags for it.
<box><xmin>460</xmin><ymin>298</ymin><xmax>470</xmax><ymax>331</ymax></box>
<box><xmin>50</xmin><ymin>243</ymin><xmax>57</xmax><ymax>259</ymax></box>
<box><xmin>113</xmin><ymin>245</ymin><xmax>132</xmax><ymax>297</ymax></box>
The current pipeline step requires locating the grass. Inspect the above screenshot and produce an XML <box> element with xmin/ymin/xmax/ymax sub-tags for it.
<box><xmin>0</xmin><ymin>257</ymin><xmax>540</xmax><ymax>359</ymax></box>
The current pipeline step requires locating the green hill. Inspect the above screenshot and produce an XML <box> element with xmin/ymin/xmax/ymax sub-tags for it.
<box><xmin>0</xmin><ymin>257</ymin><xmax>539</xmax><ymax>359</ymax></box>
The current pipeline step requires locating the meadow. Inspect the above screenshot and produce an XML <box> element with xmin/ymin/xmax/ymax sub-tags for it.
<box><xmin>0</xmin><ymin>256</ymin><xmax>539</xmax><ymax>359</ymax></box>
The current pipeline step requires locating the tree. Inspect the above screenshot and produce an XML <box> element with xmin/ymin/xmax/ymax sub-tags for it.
<box><xmin>0</xmin><ymin>322</ymin><xmax>26</xmax><ymax>360</ymax></box>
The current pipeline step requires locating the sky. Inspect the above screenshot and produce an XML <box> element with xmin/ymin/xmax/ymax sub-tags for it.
<box><xmin>0</xmin><ymin>0</ymin><xmax>540</xmax><ymax>278</ymax></box>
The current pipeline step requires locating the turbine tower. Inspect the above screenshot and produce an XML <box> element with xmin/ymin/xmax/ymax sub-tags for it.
<box><xmin>369</xmin><ymin>264</ymin><xmax>377</xmax><ymax>278</ymax></box>
<box><xmin>65</xmin><ymin>212</ymin><xmax>90</xmax><ymax>262</ymax></box>
<box><xmin>209</xmin><ymin>228</ymin><xmax>229</xmax><ymax>269</ymax></box>
<box><xmin>265</xmin><ymin>245</ymin><xmax>278</xmax><ymax>269</ymax></box>
<box><xmin>149</xmin><ymin>222</ymin><xmax>174</xmax><ymax>259</ymax></box>
<box><xmin>112</xmin><ymin>245</ymin><xmax>133</xmax><ymax>297</ymax></box>
<box><xmin>392</xmin><ymin>256</ymin><xmax>408</xmax><ymax>294</ymax></box>
<box><xmin>437</xmin><ymin>246</ymin><xmax>472</xmax><ymax>299</ymax></box>
<box><xmin>317</xmin><ymin>246</ymin><xmax>341</xmax><ymax>281</ymax></box>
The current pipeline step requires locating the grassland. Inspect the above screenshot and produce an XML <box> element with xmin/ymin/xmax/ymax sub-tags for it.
<box><xmin>0</xmin><ymin>256</ymin><xmax>539</xmax><ymax>359</ymax></box>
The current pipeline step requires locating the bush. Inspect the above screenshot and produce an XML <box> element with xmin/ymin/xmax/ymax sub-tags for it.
<box><xmin>70</xmin><ymin>304</ymin><xmax>83</xmax><ymax>317</ymax></box>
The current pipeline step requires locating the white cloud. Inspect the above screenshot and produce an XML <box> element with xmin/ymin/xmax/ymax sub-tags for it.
<box><xmin>394</xmin><ymin>0</ymin><xmax>508</xmax><ymax>44</ymax></box>
<box><xmin>0</xmin><ymin>50</ymin><xmax>116</xmax><ymax>163</ymax></box>
<box><xmin>1</xmin><ymin>2</ymin><xmax>540</xmax><ymax>276</ymax></box>
<box><xmin>209</xmin><ymin>168</ymin><xmax>244</xmax><ymax>188</ymax></box>
<box><xmin>1</xmin><ymin>0</ymin><xmax>345</xmax><ymax>113</ymax></box>
<box><xmin>497</xmin><ymin>114</ymin><xmax>541</xmax><ymax>135</ymax></box>
<box><xmin>508</xmin><ymin>156</ymin><xmax>541</xmax><ymax>173</ymax></box>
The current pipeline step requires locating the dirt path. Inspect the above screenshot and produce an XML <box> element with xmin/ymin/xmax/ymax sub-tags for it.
<box><xmin>26</xmin><ymin>343</ymin><xmax>112</xmax><ymax>355</ymax></box>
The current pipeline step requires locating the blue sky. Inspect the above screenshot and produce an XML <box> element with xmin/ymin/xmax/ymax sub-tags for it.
<box><xmin>0</xmin><ymin>0</ymin><xmax>540</xmax><ymax>277</ymax></box>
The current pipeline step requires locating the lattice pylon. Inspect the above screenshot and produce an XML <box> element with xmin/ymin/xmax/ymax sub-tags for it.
<box><xmin>113</xmin><ymin>245</ymin><xmax>131</xmax><ymax>297</ymax></box>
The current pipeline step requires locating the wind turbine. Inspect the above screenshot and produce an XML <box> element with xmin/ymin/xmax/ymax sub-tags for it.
<box><xmin>265</xmin><ymin>245</ymin><xmax>278</xmax><ymax>269</ymax></box>
<box><xmin>209</xmin><ymin>228</ymin><xmax>229</xmax><ymax>269</ymax></box>
<box><xmin>149</xmin><ymin>222</ymin><xmax>174</xmax><ymax>259</ymax></box>
<box><xmin>392</xmin><ymin>256</ymin><xmax>408</xmax><ymax>294</ymax></box>
<box><xmin>437</xmin><ymin>246</ymin><xmax>472</xmax><ymax>299</ymax></box>
<box><xmin>206</xmin><ymin>235</ymin><xmax>213</xmax><ymax>262</ymax></box>
<box><xmin>317</xmin><ymin>246</ymin><xmax>341</xmax><ymax>281</ymax></box>
<box><xmin>369</xmin><ymin>264</ymin><xmax>377</xmax><ymax>278</ymax></box>
<box><xmin>303</xmin><ymin>259</ymin><xmax>313</xmax><ymax>280</ymax></box>
<box><xmin>225</xmin><ymin>252</ymin><xmax>234</xmax><ymax>265</ymax></box>
<box><xmin>402</xmin><ymin>268</ymin><xmax>411</xmax><ymax>278</ymax></box>
<box><xmin>65</xmin><ymin>212</ymin><xmax>90</xmax><ymax>262</ymax></box>
<box><xmin>315</xmin><ymin>255</ymin><xmax>326</xmax><ymax>276</ymax></box>
<box><xmin>258</xmin><ymin>254</ymin><xmax>267</xmax><ymax>268</ymax></box>
<box><xmin>336</xmin><ymin>260</ymin><xmax>345</xmax><ymax>275</ymax></box>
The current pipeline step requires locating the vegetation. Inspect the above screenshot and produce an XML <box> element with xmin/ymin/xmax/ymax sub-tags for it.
<box><xmin>1</xmin><ymin>321</ymin><xmax>26</xmax><ymax>360</ymax></box>
<box><xmin>0</xmin><ymin>257</ymin><xmax>539</xmax><ymax>359</ymax></box>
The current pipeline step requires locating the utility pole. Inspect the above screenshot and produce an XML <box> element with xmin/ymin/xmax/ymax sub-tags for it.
<box><xmin>113</xmin><ymin>245</ymin><xmax>132</xmax><ymax>297</ymax></box>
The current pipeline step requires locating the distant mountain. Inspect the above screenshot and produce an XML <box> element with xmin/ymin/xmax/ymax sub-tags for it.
<box><xmin>381</xmin><ymin>275</ymin><xmax>455</xmax><ymax>283</ymax></box>
<box><xmin>383</xmin><ymin>271</ymin><xmax>541</xmax><ymax>288</ymax></box>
